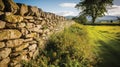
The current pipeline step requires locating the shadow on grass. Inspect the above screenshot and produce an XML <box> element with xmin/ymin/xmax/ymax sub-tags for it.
<box><xmin>96</xmin><ymin>40</ymin><xmax>120</xmax><ymax>67</ymax></box>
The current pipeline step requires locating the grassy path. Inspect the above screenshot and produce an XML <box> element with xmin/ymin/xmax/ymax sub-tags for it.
<box><xmin>87</xmin><ymin>26</ymin><xmax>120</xmax><ymax>67</ymax></box>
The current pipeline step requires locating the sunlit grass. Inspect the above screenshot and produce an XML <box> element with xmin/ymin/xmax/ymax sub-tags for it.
<box><xmin>22</xmin><ymin>23</ymin><xmax>120</xmax><ymax>67</ymax></box>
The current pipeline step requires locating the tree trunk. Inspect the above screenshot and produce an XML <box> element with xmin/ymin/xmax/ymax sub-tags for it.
<box><xmin>92</xmin><ymin>17</ymin><xmax>96</xmax><ymax>24</ymax></box>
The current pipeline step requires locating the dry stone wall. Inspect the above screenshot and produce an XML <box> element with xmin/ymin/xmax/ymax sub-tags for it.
<box><xmin>0</xmin><ymin>0</ymin><xmax>74</xmax><ymax>67</ymax></box>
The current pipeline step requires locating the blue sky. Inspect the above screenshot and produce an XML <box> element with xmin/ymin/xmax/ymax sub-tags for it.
<box><xmin>14</xmin><ymin>0</ymin><xmax>120</xmax><ymax>16</ymax></box>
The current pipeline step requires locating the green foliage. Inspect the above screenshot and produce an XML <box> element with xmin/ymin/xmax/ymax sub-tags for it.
<box><xmin>72</xmin><ymin>15</ymin><xmax>87</xmax><ymax>24</ymax></box>
<box><xmin>22</xmin><ymin>23</ymin><xmax>98</xmax><ymax>67</ymax></box>
<box><xmin>75</xmin><ymin>0</ymin><xmax>113</xmax><ymax>23</ymax></box>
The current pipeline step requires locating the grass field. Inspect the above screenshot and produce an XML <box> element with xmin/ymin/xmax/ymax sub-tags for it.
<box><xmin>22</xmin><ymin>23</ymin><xmax>120</xmax><ymax>67</ymax></box>
<box><xmin>86</xmin><ymin>25</ymin><xmax>120</xmax><ymax>67</ymax></box>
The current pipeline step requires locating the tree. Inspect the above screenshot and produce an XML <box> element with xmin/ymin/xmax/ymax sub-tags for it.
<box><xmin>117</xmin><ymin>17</ymin><xmax>120</xmax><ymax>23</ymax></box>
<box><xmin>72</xmin><ymin>15</ymin><xmax>87</xmax><ymax>24</ymax></box>
<box><xmin>75</xmin><ymin>0</ymin><xmax>113</xmax><ymax>23</ymax></box>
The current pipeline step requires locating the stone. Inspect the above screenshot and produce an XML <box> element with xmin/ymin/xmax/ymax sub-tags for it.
<box><xmin>17</xmin><ymin>3</ymin><xmax>28</xmax><ymax>16</ymax></box>
<box><xmin>15</xmin><ymin>43</ymin><xmax>29</xmax><ymax>51</ymax></box>
<box><xmin>6</xmin><ymin>39</ymin><xmax>24</xmax><ymax>48</ymax></box>
<box><xmin>33</xmin><ymin>48</ymin><xmax>39</xmax><ymax>59</ymax></box>
<box><xmin>24</xmin><ymin>38</ymin><xmax>33</xmax><ymax>42</ymax></box>
<box><xmin>6</xmin><ymin>23</ymin><xmax>17</xmax><ymax>28</ymax></box>
<box><xmin>11</xmin><ymin>55</ymin><xmax>28</xmax><ymax>66</ymax></box>
<box><xmin>3</xmin><ymin>0</ymin><xmax>19</xmax><ymax>14</ymax></box>
<box><xmin>29</xmin><ymin>19</ymin><xmax>35</xmax><ymax>22</ymax></box>
<box><xmin>27</xmin><ymin>6</ymin><xmax>40</xmax><ymax>17</ymax></box>
<box><xmin>24</xmin><ymin>16</ymin><xmax>33</xmax><ymax>20</ymax></box>
<box><xmin>28</xmin><ymin>27</ymin><xmax>41</xmax><ymax>33</ymax></box>
<box><xmin>26</xmin><ymin>23</ymin><xmax>35</xmax><ymax>29</ymax></box>
<box><xmin>10</xmin><ymin>50</ymin><xmax>28</xmax><ymax>57</ymax></box>
<box><xmin>28</xmin><ymin>44</ymin><xmax>37</xmax><ymax>51</ymax></box>
<box><xmin>0</xmin><ymin>20</ymin><xmax>6</xmax><ymax>29</ymax></box>
<box><xmin>0</xmin><ymin>42</ymin><xmax>5</xmax><ymax>48</ymax></box>
<box><xmin>18</xmin><ymin>22</ymin><xmax>26</xmax><ymax>28</ymax></box>
<box><xmin>20</xmin><ymin>28</ymin><xmax>28</xmax><ymax>35</ymax></box>
<box><xmin>0</xmin><ymin>0</ymin><xmax>5</xmax><ymax>11</ymax></box>
<box><xmin>25</xmin><ymin>33</ymin><xmax>37</xmax><ymax>38</ymax></box>
<box><xmin>0</xmin><ymin>29</ymin><xmax>22</xmax><ymax>41</ymax></box>
<box><xmin>0</xmin><ymin>48</ymin><xmax>11</xmax><ymax>59</ymax></box>
<box><xmin>27</xmin><ymin>41</ymin><xmax>37</xmax><ymax>44</ymax></box>
<box><xmin>14</xmin><ymin>64</ymin><xmax>21</xmax><ymax>67</ymax></box>
<box><xmin>4</xmin><ymin>12</ymin><xmax>23</xmax><ymax>23</ymax></box>
<box><xmin>0</xmin><ymin>57</ymin><xmax>10</xmax><ymax>67</ymax></box>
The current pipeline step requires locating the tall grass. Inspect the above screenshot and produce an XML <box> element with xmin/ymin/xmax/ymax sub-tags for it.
<box><xmin>22</xmin><ymin>23</ymin><xmax>98</xmax><ymax>67</ymax></box>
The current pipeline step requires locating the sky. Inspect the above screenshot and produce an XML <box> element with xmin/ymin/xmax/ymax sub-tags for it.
<box><xmin>14</xmin><ymin>0</ymin><xmax>120</xmax><ymax>17</ymax></box>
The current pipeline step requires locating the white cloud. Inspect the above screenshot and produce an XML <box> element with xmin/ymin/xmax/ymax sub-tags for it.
<box><xmin>107</xmin><ymin>5</ymin><xmax>120</xmax><ymax>16</ymax></box>
<box><xmin>59</xmin><ymin>3</ymin><xmax>76</xmax><ymax>8</ymax></box>
<box><xmin>54</xmin><ymin>11</ymin><xmax>79</xmax><ymax>16</ymax></box>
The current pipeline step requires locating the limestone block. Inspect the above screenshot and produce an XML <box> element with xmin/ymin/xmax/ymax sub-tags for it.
<box><xmin>4</xmin><ymin>12</ymin><xmax>23</xmax><ymax>23</ymax></box>
<box><xmin>18</xmin><ymin>22</ymin><xmax>26</xmax><ymax>28</ymax></box>
<box><xmin>0</xmin><ymin>48</ymin><xmax>11</xmax><ymax>59</ymax></box>
<box><xmin>0</xmin><ymin>42</ymin><xmax>5</xmax><ymax>48</ymax></box>
<box><xmin>27</xmin><ymin>6</ymin><xmax>40</xmax><ymax>17</ymax></box>
<box><xmin>6</xmin><ymin>23</ymin><xmax>17</xmax><ymax>28</ymax></box>
<box><xmin>26</xmin><ymin>23</ymin><xmax>35</xmax><ymax>29</ymax></box>
<box><xmin>10</xmin><ymin>50</ymin><xmax>28</xmax><ymax>57</ymax></box>
<box><xmin>15</xmin><ymin>43</ymin><xmax>29</xmax><ymax>51</ymax></box>
<box><xmin>24</xmin><ymin>16</ymin><xmax>33</xmax><ymax>20</ymax></box>
<box><xmin>6</xmin><ymin>39</ymin><xmax>24</xmax><ymax>48</ymax></box>
<box><xmin>24</xmin><ymin>38</ymin><xmax>33</xmax><ymax>42</ymax></box>
<box><xmin>0</xmin><ymin>20</ymin><xmax>6</xmax><ymax>29</ymax></box>
<box><xmin>25</xmin><ymin>33</ymin><xmax>37</xmax><ymax>38</ymax></box>
<box><xmin>0</xmin><ymin>0</ymin><xmax>5</xmax><ymax>11</ymax></box>
<box><xmin>33</xmin><ymin>48</ymin><xmax>39</xmax><ymax>59</ymax></box>
<box><xmin>20</xmin><ymin>28</ymin><xmax>29</xmax><ymax>35</ymax></box>
<box><xmin>0</xmin><ymin>57</ymin><xmax>10</xmax><ymax>67</ymax></box>
<box><xmin>17</xmin><ymin>3</ymin><xmax>28</xmax><ymax>16</ymax></box>
<box><xmin>28</xmin><ymin>44</ymin><xmax>37</xmax><ymax>51</ymax></box>
<box><xmin>0</xmin><ymin>29</ymin><xmax>22</xmax><ymax>41</ymax></box>
<box><xmin>3</xmin><ymin>0</ymin><xmax>19</xmax><ymax>14</ymax></box>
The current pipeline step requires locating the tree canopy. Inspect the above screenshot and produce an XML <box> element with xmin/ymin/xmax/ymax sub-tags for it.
<box><xmin>75</xmin><ymin>0</ymin><xmax>113</xmax><ymax>23</ymax></box>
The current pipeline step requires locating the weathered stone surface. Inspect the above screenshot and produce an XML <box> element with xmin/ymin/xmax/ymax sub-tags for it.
<box><xmin>26</xmin><ymin>23</ymin><xmax>35</xmax><ymax>29</ymax></box>
<box><xmin>0</xmin><ymin>48</ymin><xmax>11</xmax><ymax>59</ymax></box>
<box><xmin>0</xmin><ymin>57</ymin><xmax>10</xmax><ymax>67</ymax></box>
<box><xmin>18</xmin><ymin>22</ymin><xmax>26</xmax><ymax>28</ymax></box>
<box><xmin>27</xmin><ymin>41</ymin><xmax>37</xmax><ymax>44</ymax></box>
<box><xmin>6</xmin><ymin>39</ymin><xmax>24</xmax><ymax>48</ymax></box>
<box><xmin>11</xmin><ymin>55</ymin><xmax>28</xmax><ymax>66</ymax></box>
<box><xmin>15</xmin><ymin>43</ymin><xmax>29</xmax><ymax>51</ymax></box>
<box><xmin>4</xmin><ymin>12</ymin><xmax>23</xmax><ymax>23</ymax></box>
<box><xmin>0</xmin><ymin>42</ymin><xmax>5</xmax><ymax>48</ymax></box>
<box><xmin>0</xmin><ymin>0</ymin><xmax>5</xmax><ymax>11</ymax></box>
<box><xmin>17</xmin><ymin>3</ymin><xmax>28</xmax><ymax>16</ymax></box>
<box><xmin>3</xmin><ymin>0</ymin><xmax>19</xmax><ymax>14</ymax></box>
<box><xmin>27</xmin><ymin>6</ymin><xmax>40</xmax><ymax>17</ymax></box>
<box><xmin>0</xmin><ymin>20</ymin><xmax>6</xmax><ymax>29</ymax></box>
<box><xmin>33</xmin><ymin>48</ymin><xmax>39</xmax><ymax>59</ymax></box>
<box><xmin>6</xmin><ymin>23</ymin><xmax>17</xmax><ymax>28</ymax></box>
<box><xmin>0</xmin><ymin>29</ymin><xmax>22</xmax><ymax>41</ymax></box>
<box><xmin>24</xmin><ymin>38</ymin><xmax>33</xmax><ymax>42</ymax></box>
<box><xmin>20</xmin><ymin>28</ymin><xmax>28</xmax><ymax>35</ymax></box>
<box><xmin>28</xmin><ymin>44</ymin><xmax>37</xmax><ymax>51</ymax></box>
<box><xmin>10</xmin><ymin>50</ymin><xmax>28</xmax><ymax>57</ymax></box>
<box><xmin>25</xmin><ymin>33</ymin><xmax>37</xmax><ymax>38</ymax></box>
<box><xmin>24</xmin><ymin>16</ymin><xmax>33</xmax><ymax>20</ymax></box>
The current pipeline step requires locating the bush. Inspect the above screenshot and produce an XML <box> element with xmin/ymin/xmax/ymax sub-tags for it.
<box><xmin>72</xmin><ymin>15</ymin><xmax>87</xmax><ymax>24</ymax></box>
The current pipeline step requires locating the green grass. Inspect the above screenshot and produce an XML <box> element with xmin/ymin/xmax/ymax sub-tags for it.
<box><xmin>22</xmin><ymin>23</ymin><xmax>120</xmax><ymax>67</ymax></box>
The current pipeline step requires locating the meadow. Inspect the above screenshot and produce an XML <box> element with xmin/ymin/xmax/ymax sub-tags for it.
<box><xmin>22</xmin><ymin>23</ymin><xmax>120</xmax><ymax>67</ymax></box>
